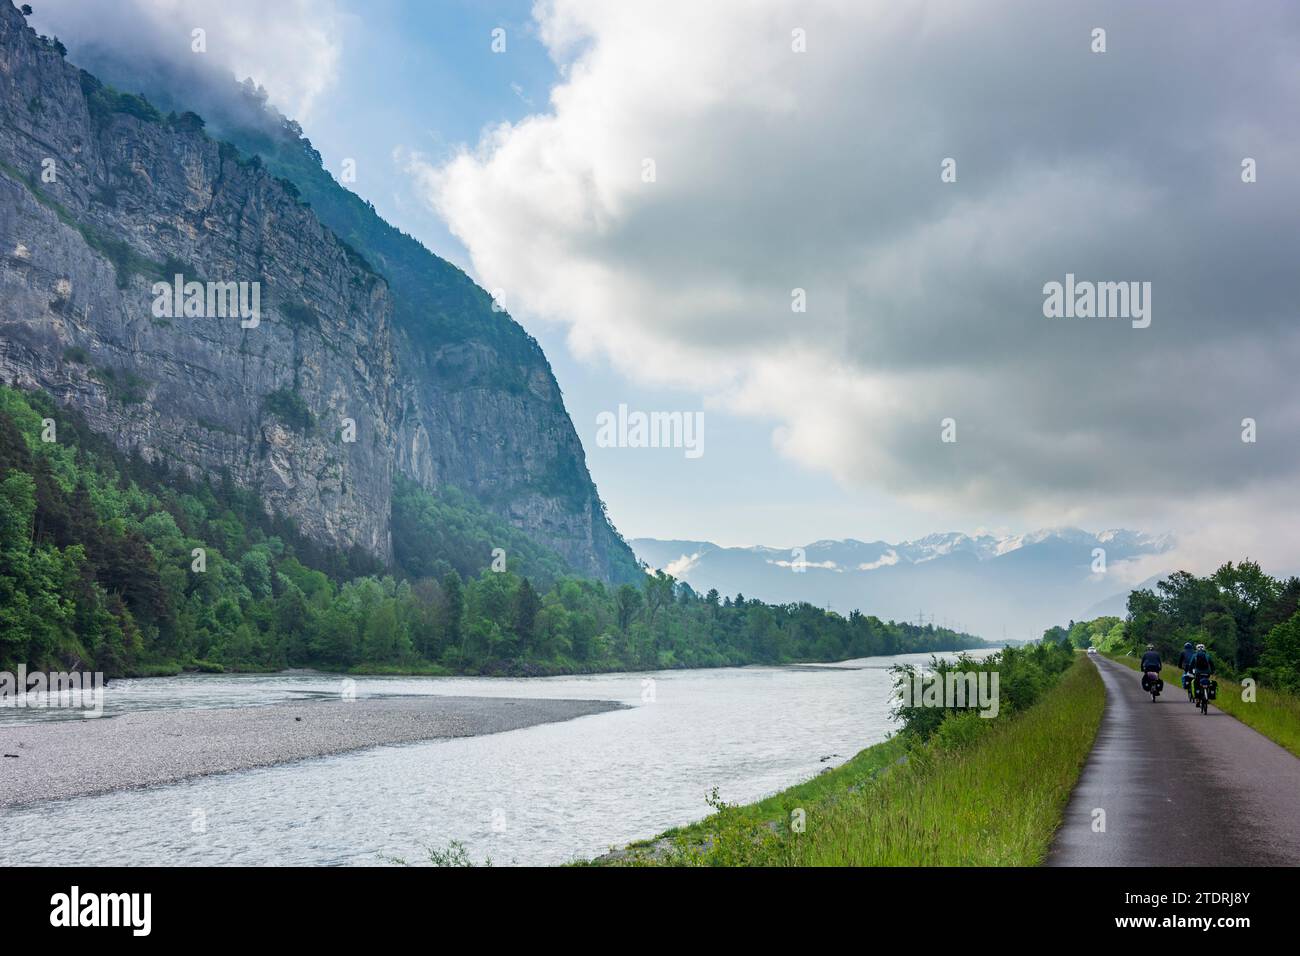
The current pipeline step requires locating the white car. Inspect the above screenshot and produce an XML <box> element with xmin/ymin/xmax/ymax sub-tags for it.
<box><xmin>1086</xmin><ymin>647</ymin><xmax>1098</xmax><ymax>655</ymax></box>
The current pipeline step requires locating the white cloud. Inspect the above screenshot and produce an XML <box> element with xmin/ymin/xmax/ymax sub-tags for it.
<box><xmin>663</xmin><ymin>552</ymin><xmax>701</xmax><ymax>578</ymax></box>
<box><xmin>768</xmin><ymin>559</ymin><xmax>839</xmax><ymax>571</ymax></box>
<box><xmin>409</xmin><ymin>0</ymin><xmax>1300</xmax><ymax>569</ymax></box>
<box><xmin>30</xmin><ymin>0</ymin><xmax>344</xmax><ymax>121</ymax></box>
<box><xmin>858</xmin><ymin>550</ymin><xmax>899</xmax><ymax>571</ymax></box>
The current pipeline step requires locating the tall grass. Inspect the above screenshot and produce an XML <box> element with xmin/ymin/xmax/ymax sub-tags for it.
<box><xmin>1105</xmin><ymin>652</ymin><xmax>1300</xmax><ymax>758</ymax></box>
<box><xmin>784</xmin><ymin>655</ymin><xmax>1103</xmax><ymax>865</ymax></box>
<box><xmin>605</xmin><ymin>654</ymin><xmax>1103</xmax><ymax>866</ymax></box>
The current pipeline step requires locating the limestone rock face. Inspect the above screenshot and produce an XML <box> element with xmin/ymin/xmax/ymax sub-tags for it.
<box><xmin>0</xmin><ymin>1</ymin><xmax>636</xmax><ymax>580</ymax></box>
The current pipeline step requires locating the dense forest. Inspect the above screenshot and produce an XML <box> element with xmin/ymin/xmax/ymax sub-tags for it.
<box><xmin>1044</xmin><ymin>563</ymin><xmax>1300</xmax><ymax>691</ymax></box>
<box><xmin>0</xmin><ymin>386</ymin><xmax>987</xmax><ymax>677</ymax></box>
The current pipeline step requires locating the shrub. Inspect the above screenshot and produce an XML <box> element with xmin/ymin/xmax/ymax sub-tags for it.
<box><xmin>90</xmin><ymin>366</ymin><xmax>148</xmax><ymax>404</ymax></box>
<box><xmin>262</xmin><ymin>387</ymin><xmax>315</xmax><ymax>432</ymax></box>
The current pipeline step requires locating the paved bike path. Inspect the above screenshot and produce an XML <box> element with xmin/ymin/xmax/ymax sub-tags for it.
<box><xmin>1047</xmin><ymin>654</ymin><xmax>1300</xmax><ymax>865</ymax></box>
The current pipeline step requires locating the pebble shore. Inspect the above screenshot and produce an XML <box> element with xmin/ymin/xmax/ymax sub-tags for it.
<box><xmin>0</xmin><ymin>695</ymin><xmax>624</xmax><ymax>808</ymax></box>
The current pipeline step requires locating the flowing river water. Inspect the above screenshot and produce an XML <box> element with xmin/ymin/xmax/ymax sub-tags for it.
<box><xmin>0</xmin><ymin>650</ymin><xmax>994</xmax><ymax>866</ymax></box>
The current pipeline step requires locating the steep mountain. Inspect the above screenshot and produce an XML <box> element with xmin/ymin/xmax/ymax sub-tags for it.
<box><xmin>631</xmin><ymin>529</ymin><xmax>1174</xmax><ymax>639</ymax></box>
<box><xmin>0</xmin><ymin>2</ymin><xmax>640</xmax><ymax>583</ymax></box>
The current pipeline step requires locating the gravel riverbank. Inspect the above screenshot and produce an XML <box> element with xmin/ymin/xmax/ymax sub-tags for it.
<box><xmin>0</xmin><ymin>696</ymin><xmax>624</xmax><ymax>808</ymax></box>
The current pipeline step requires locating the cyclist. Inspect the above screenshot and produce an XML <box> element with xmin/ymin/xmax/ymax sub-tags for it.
<box><xmin>1177</xmin><ymin>640</ymin><xmax>1196</xmax><ymax>700</ymax></box>
<box><xmin>1140</xmin><ymin>644</ymin><xmax>1162</xmax><ymax>693</ymax></box>
<box><xmin>1191</xmin><ymin>643</ymin><xmax>1215</xmax><ymax>707</ymax></box>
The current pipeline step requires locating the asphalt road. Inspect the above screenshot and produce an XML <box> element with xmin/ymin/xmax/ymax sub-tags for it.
<box><xmin>1047</xmin><ymin>654</ymin><xmax>1300</xmax><ymax>866</ymax></box>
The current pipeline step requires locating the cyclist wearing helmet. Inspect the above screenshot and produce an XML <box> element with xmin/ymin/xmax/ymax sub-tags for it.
<box><xmin>1178</xmin><ymin>640</ymin><xmax>1197</xmax><ymax>699</ymax></box>
<box><xmin>1191</xmin><ymin>642</ymin><xmax>1213</xmax><ymax>677</ymax></box>
<box><xmin>1190</xmin><ymin>642</ymin><xmax>1215</xmax><ymax>710</ymax></box>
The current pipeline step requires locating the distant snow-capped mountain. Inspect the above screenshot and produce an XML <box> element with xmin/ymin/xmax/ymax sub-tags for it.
<box><xmin>631</xmin><ymin>529</ymin><xmax>1173</xmax><ymax>641</ymax></box>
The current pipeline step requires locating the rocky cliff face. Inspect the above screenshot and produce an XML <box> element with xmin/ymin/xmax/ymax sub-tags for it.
<box><xmin>394</xmin><ymin>351</ymin><xmax>629</xmax><ymax>581</ymax></box>
<box><xmin>0</xmin><ymin>1</ymin><xmax>637</xmax><ymax>581</ymax></box>
<box><xmin>0</xmin><ymin>4</ymin><xmax>396</xmax><ymax>558</ymax></box>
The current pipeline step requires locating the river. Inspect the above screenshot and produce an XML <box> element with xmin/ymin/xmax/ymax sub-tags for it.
<box><xmin>0</xmin><ymin>650</ymin><xmax>994</xmax><ymax>866</ymax></box>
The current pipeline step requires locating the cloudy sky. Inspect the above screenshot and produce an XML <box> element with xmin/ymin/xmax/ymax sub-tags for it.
<box><xmin>31</xmin><ymin>0</ymin><xmax>1300</xmax><ymax>579</ymax></box>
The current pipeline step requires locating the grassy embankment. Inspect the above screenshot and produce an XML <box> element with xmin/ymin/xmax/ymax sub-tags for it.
<box><xmin>1104</xmin><ymin>652</ymin><xmax>1300</xmax><ymax>758</ymax></box>
<box><xmin>594</xmin><ymin>652</ymin><xmax>1104</xmax><ymax>866</ymax></box>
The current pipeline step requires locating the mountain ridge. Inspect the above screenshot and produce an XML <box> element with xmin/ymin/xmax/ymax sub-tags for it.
<box><xmin>0</xmin><ymin>1</ymin><xmax>640</xmax><ymax>584</ymax></box>
<box><xmin>632</xmin><ymin>528</ymin><xmax>1173</xmax><ymax>637</ymax></box>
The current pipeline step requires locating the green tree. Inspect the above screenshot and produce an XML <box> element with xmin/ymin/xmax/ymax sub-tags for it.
<box><xmin>443</xmin><ymin>570</ymin><xmax>464</xmax><ymax>656</ymax></box>
<box><xmin>1261</xmin><ymin>612</ymin><xmax>1300</xmax><ymax>692</ymax></box>
<box><xmin>512</xmin><ymin>578</ymin><xmax>542</xmax><ymax>648</ymax></box>
<box><xmin>615</xmin><ymin>583</ymin><xmax>642</xmax><ymax>632</ymax></box>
